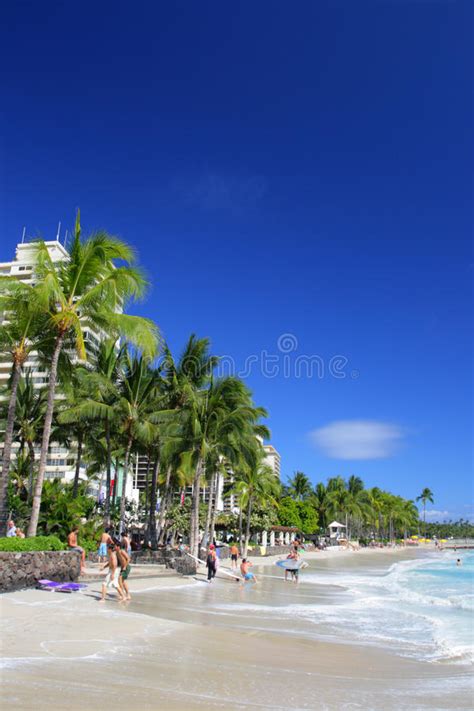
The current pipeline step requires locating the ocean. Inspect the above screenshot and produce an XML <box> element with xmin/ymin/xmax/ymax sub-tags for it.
<box><xmin>211</xmin><ymin>548</ymin><xmax>474</xmax><ymax>666</ymax></box>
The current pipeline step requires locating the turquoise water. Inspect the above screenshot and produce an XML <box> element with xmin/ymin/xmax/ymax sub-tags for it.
<box><xmin>299</xmin><ymin>550</ymin><xmax>474</xmax><ymax>663</ymax></box>
<box><xmin>211</xmin><ymin>550</ymin><xmax>474</xmax><ymax>664</ymax></box>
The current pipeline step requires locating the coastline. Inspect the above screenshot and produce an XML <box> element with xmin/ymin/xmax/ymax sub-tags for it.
<box><xmin>1</xmin><ymin>546</ymin><xmax>472</xmax><ymax>710</ymax></box>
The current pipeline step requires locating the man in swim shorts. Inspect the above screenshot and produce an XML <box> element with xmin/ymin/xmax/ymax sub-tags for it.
<box><xmin>98</xmin><ymin>527</ymin><xmax>112</xmax><ymax>563</ymax></box>
<box><xmin>230</xmin><ymin>542</ymin><xmax>239</xmax><ymax>570</ymax></box>
<box><xmin>117</xmin><ymin>545</ymin><xmax>132</xmax><ymax>600</ymax></box>
<box><xmin>240</xmin><ymin>558</ymin><xmax>257</xmax><ymax>583</ymax></box>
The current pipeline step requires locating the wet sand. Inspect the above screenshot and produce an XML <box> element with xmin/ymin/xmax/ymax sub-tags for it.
<box><xmin>1</xmin><ymin>548</ymin><xmax>472</xmax><ymax>710</ymax></box>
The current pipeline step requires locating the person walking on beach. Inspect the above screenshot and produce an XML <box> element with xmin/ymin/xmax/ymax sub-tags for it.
<box><xmin>121</xmin><ymin>530</ymin><xmax>132</xmax><ymax>555</ymax></box>
<box><xmin>230</xmin><ymin>542</ymin><xmax>239</xmax><ymax>570</ymax></box>
<box><xmin>206</xmin><ymin>544</ymin><xmax>217</xmax><ymax>583</ymax></box>
<box><xmin>240</xmin><ymin>558</ymin><xmax>257</xmax><ymax>584</ymax></box>
<box><xmin>98</xmin><ymin>528</ymin><xmax>112</xmax><ymax>563</ymax></box>
<box><xmin>100</xmin><ymin>541</ymin><xmax>125</xmax><ymax>602</ymax></box>
<box><xmin>67</xmin><ymin>526</ymin><xmax>86</xmax><ymax>574</ymax></box>
<box><xmin>117</xmin><ymin>545</ymin><xmax>132</xmax><ymax>600</ymax></box>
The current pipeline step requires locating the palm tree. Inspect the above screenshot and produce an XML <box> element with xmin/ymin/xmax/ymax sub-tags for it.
<box><xmin>11</xmin><ymin>372</ymin><xmax>47</xmax><ymax>501</ymax></box>
<box><xmin>152</xmin><ymin>336</ymin><xmax>218</xmax><ymax>544</ymax></box>
<box><xmin>288</xmin><ymin>471</ymin><xmax>312</xmax><ymax>501</ymax></box>
<box><xmin>312</xmin><ymin>482</ymin><xmax>330</xmax><ymax>530</ymax></box>
<box><xmin>416</xmin><ymin>487</ymin><xmax>434</xmax><ymax>537</ymax></box>
<box><xmin>27</xmin><ymin>211</ymin><xmax>158</xmax><ymax>536</ymax></box>
<box><xmin>232</xmin><ymin>457</ymin><xmax>279</xmax><ymax>556</ymax></box>
<box><xmin>0</xmin><ymin>279</ymin><xmax>46</xmax><ymax>534</ymax></box>
<box><xmin>183</xmin><ymin>375</ymin><xmax>268</xmax><ymax>557</ymax></box>
<box><xmin>115</xmin><ymin>353</ymin><xmax>161</xmax><ymax>533</ymax></box>
<box><xmin>57</xmin><ymin>340</ymin><xmax>127</xmax><ymax>518</ymax></box>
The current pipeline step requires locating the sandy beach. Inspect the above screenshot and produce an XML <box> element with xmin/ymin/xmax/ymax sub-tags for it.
<box><xmin>1</xmin><ymin>547</ymin><xmax>472</xmax><ymax>710</ymax></box>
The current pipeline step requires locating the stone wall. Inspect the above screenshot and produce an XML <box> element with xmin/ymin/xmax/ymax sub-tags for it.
<box><xmin>0</xmin><ymin>550</ymin><xmax>81</xmax><ymax>593</ymax></box>
<box><xmin>249</xmin><ymin>544</ymin><xmax>293</xmax><ymax>557</ymax></box>
<box><xmin>131</xmin><ymin>548</ymin><xmax>197</xmax><ymax>575</ymax></box>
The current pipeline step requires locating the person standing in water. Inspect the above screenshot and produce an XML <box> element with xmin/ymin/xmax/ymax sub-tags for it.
<box><xmin>206</xmin><ymin>544</ymin><xmax>217</xmax><ymax>583</ymax></box>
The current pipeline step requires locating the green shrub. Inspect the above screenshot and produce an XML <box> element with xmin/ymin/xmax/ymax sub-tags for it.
<box><xmin>0</xmin><ymin>535</ymin><xmax>66</xmax><ymax>552</ymax></box>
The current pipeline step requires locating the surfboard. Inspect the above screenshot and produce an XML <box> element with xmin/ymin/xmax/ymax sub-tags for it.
<box><xmin>37</xmin><ymin>579</ymin><xmax>87</xmax><ymax>592</ymax></box>
<box><xmin>276</xmin><ymin>560</ymin><xmax>308</xmax><ymax>571</ymax></box>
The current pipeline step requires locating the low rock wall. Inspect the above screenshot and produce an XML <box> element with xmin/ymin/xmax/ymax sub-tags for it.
<box><xmin>0</xmin><ymin>550</ymin><xmax>81</xmax><ymax>593</ymax></box>
<box><xmin>130</xmin><ymin>548</ymin><xmax>197</xmax><ymax>576</ymax></box>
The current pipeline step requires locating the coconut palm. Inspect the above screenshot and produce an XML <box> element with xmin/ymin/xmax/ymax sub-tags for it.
<box><xmin>114</xmin><ymin>353</ymin><xmax>161</xmax><ymax>533</ymax></box>
<box><xmin>232</xmin><ymin>457</ymin><xmax>280</xmax><ymax>556</ymax></box>
<box><xmin>10</xmin><ymin>372</ymin><xmax>47</xmax><ymax>500</ymax></box>
<box><xmin>151</xmin><ymin>336</ymin><xmax>219</xmax><ymax>542</ymax></box>
<box><xmin>183</xmin><ymin>376</ymin><xmax>268</xmax><ymax>557</ymax></box>
<box><xmin>416</xmin><ymin>487</ymin><xmax>434</xmax><ymax>536</ymax></box>
<box><xmin>0</xmin><ymin>278</ymin><xmax>47</xmax><ymax>534</ymax></box>
<box><xmin>27</xmin><ymin>211</ymin><xmax>158</xmax><ymax>536</ymax></box>
<box><xmin>56</xmin><ymin>339</ymin><xmax>127</xmax><ymax>518</ymax></box>
<box><xmin>312</xmin><ymin>482</ymin><xmax>330</xmax><ymax>530</ymax></box>
<box><xmin>288</xmin><ymin>471</ymin><xmax>312</xmax><ymax>502</ymax></box>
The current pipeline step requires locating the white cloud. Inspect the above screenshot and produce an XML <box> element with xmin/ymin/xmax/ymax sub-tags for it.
<box><xmin>309</xmin><ymin>419</ymin><xmax>404</xmax><ymax>460</ymax></box>
<box><xmin>424</xmin><ymin>509</ymin><xmax>450</xmax><ymax>520</ymax></box>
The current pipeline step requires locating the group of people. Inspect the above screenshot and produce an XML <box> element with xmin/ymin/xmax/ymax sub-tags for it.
<box><xmin>6</xmin><ymin>519</ymin><xmax>25</xmax><ymax>539</ymax></box>
<box><xmin>99</xmin><ymin>528</ymin><xmax>132</xmax><ymax>602</ymax></box>
<box><xmin>205</xmin><ymin>541</ymin><xmax>257</xmax><ymax>584</ymax></box>
<box><xmin>65</xmin><ymin>525</ymin><xmax>132</xmax><ymax>601</ymax></box>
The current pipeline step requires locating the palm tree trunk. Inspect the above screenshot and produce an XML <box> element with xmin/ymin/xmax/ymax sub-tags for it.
<box><xmin>238</xmin><ymin>503</ymin><xmax>243</xmax><ymax>548</ymax></box>
<box><xmin>202</xmin><ymin>470</ymin><xmax>216</xmax><ymax>547</ymax></box>
<box><xmin>147</xmin><ymin>455</ymin><xmax>160</xmax><ymax>548</ymax></box>
<box><xmin>119</xmin><ymin>435</ymin><xmax>133</xmax><ymax>534</ymax></box>
<box><xmin>190</xmin><ymin>458</ymin><xmax>203</xmax><ymax>558</ymax></box>
<box><xmin>156</xmin><ymin>465</ymin><xmax>171</xmax><ymax>543</ymax></box>
<box><xmin>28</xmin><ymin>333</ymin><xmax>65</xmax><ymax>537</ymax></box>
<box><xmin>0</xmin><ymin>359</ymin><xmax>23</xmax><ymax>535</ymax></box>
<box><xmin>243</xmin><ymin>495</ymin><xmax>253</xmax><ymax>557</ymax></box>
<box><xmin>104</xmin><ymin>419</ymin><xmax>112</xmax><ymax>525</ymax></box>
<box><xmin>144</xmin><ymin>453</ymin><xmax>151</xmax><ymax>513</ymax></box>
<box><xmin>112</xmin><ymin>457</ymin><xmax>119</xmax><ymax>507</ymax></box>
<box><xmin>72</xmin><ymin>431</ymin><xmax>83</xmax><ymax>498</ymax></box>
<box><xmin>27</xmin><ymin>440</ymin><xmax>35</xmax><ymax>503</ymax></box>
<box><xmin>209</xmin><ymin>474</ymin><xmax>220</xmax><ymax>549</ymax></box>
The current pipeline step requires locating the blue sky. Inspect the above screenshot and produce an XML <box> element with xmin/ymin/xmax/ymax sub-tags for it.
<box><xmin>1</xmin><ymin>2</ymin><xmax>472</xmax><ymax>521</ymax></box>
